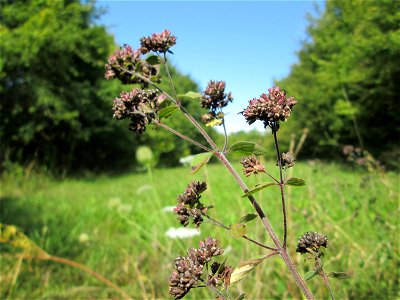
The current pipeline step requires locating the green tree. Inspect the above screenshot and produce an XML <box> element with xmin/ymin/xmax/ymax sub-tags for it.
<box><xmin>276</xmin><ymin>0</ymin><xmax>400</xmax><ymax>165</ymax></box>
<box><xmin>0</xmin><ymin>0</ymin><xmax>207</xmax><ymax>172</ymax></box>
<box><xmin>0</xmin><ymin>0</ymin><xmax>125</xmax><ymax>171</ymax></box>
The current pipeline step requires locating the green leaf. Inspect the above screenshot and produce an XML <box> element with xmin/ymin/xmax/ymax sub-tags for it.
<box><xmin>305</xmin><ymin>270</ymin><xmax>319</xmax><ymax>281</ymax></box>
<box><xmin>179</xmin><ymin>91</ymin><xmax>202</xmax><ymax>100</ymax></box>
<box><xmin>230</xmin><ymin>223</ymin><xmax>247</xmax><ymax>238</ymax></box>
<box><xmin>285</xmin><ymin>177</ymin><xmax>305</xmax><ymax>186</ymax></box>
<box><xmin>238</xmin><ymin>213</ymin><xmax>258</xmax><ymax>224</ymax></box>
<box><xmin>145</xmin><ymin>55</ymin><xmax>162</xmax><ymax>65</ymax></box>
<box><xmin>230</xmin><ymin>256</ymin><xmax>265</xmax><ymax>285</ymax></box>
<box><xmin>158</xmin><ymin>106</ymin><xmax>178</xmax><ymax>119</ymax></box>
<box><xmin>228</xmin><ymin>141</ymin><xmax>267</xmax><ymax>156</ymax></box>
<box><xmin>328</xmin><ymin>272</ymin><xmax>351</xmax><ymax>279</ymax></box>
<box><xmin>242</xmin><ymin>182</ymin><xmax>276</xmax><ymax>197</ymax></box>
<box><xmin>190</xmin><ymin>152</ymin><xmax>213</xmax><ymax>174</ymax></box>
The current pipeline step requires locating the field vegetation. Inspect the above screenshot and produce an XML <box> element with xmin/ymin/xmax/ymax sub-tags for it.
<box><xmin>1</xmin><ymin>161</ymin><xmax>398</xmax><ymax>299</ymax></box>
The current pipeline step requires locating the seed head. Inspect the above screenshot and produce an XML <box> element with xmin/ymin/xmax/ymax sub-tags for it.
<box><xmin>169</xmin><ymin>237</ymin><xmax>224</xmax><ymax>299</ymax></box>
<box><xmin>242</xmin><ymin>86</ymin><xmax>297</xmax><ymax>127</ymax></box>
<box><xmin>112</xmin><ymin>88</ymin><xmax>160</xmax><ymax>135</ymax></box>
<box><xmin>140</xmin><ymin>29</ymin><xmax>177</xmax><ymax>54</ymax></box>
<box><xmin>280</xmin><ymin>152</ymin><xmax>295</xmax><ymax>169</ymax></box>
<box><xmin>201</xmin><ymin>80</ymin><xmax>233</xmax><ymax>112</ymax></box>
<box><xmin>296</xmin><ymin>231</ymin><xmax>328</xmax><ymax>254</ymax></box>
<box><xmin>240</xmin><ymin>155</ymin><xmax>266</xmax><ymax>177</ymax></box>
<box><xmin>174</xmin><ymin>181</ymin><xmax>207</xmax><ymax>227</ymax></box>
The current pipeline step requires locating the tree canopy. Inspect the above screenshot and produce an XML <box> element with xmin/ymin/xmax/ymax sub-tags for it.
<box><xmin>276</xmin><ymin>0</ymin><xmax>399</xmax><ymax>166</ymax></box>
<box><xmin>0</xmin><ymin>0</ymin><xmax>207</xmax><ymax>172</ymax></box>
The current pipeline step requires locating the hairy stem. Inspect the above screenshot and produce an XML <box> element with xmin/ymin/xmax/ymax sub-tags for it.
<box><xmin>222</xmin><ymin>118</ymin><xmax>228</xmax><ymax>153</ymax></box>
<box><xmin>163</xmin><ymin>53</ymin><xmax>179</xmax><ymax>101</ymax></box>
<box><xmin>242</xmin><ymin>235</ymin><xmax>276</xmax><ymax>251</ymax></box>
<box><xmin>273</xmin><ymin>128</ymin><xmax>287</xmax><ymax>248</ymax></box>
<box><xmin>180</xmin><ymin>107</ymin><xmax>219</xmax><ymax>150</ymax></box>
<box><xmin>155</xmin><ymin>121</ymin><xmax>212</xmax><ymax>152</ymax></box>
<box><xmin>199</xmin><ymin>278</ymin><xmax>228</xmax><ymax>300</ymax></box>
<box><xmin>317</xmin><ymin>257</ymin><xmax>336</xmax><ymax>300</ymax></box>
<box><xmin>204</xmin><ymin>214</ymin><xmax>277</xmax><ymax>251</ymax></box>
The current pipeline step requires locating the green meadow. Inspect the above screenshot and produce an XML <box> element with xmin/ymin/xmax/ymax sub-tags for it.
<box><xmin>1</xmin><ymin>161</ymin><xmax>399</xmax><ymax>299</ymax></box>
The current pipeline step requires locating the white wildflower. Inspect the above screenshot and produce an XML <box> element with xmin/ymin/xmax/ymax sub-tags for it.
<box><xmin>165</xmin><ymin>227</ymin><xmax>200</xmax><ymax>239</ymax></box>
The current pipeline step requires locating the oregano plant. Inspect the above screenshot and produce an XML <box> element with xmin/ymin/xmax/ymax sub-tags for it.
<box><xmin>105</xmin><ymin>29</ymin><xmax>349</xmax><ymax>300</ymax></box>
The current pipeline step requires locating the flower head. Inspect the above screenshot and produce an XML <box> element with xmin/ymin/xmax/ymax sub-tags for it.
<box><xmin>240</xmin><ymin>155</ymin><xmax>266</xmax><ymax>177</ymax></box>
<box><xmin>112</xmin><ymin>88</ymin><xmax>160</xmax><ymax>135</ymax></box>
<box><xmin>296</xmin><ymin>231</ymin><xmax>328</xmax><ymax>255</ymax></box>
<box><xmin>173</xmin><ymin>181</ymin><xmax>208</xmax><ymax>227</ymax></box>
<box><xmin>140</xmin><ymin>29</ymin><xmax>177</xmax><ymax>54</ymax></box>
<box><xmin>169</xmin><ymin>237</ymin><xmax>225</xmax><ymax>299</ymax></box>
<box><xmin>280</xmin><ymin>152</ymin><xmax>295</xmax><ymax>169</ymax></box>
<box><xmin>105</xmin><ymin>45</ymin><xmax>159</xmax><ymax>87</ymax></box>
<box><xmin>201</xmin><ymin>80</ymin><xmax>233</xmax><ymax>111</ymax></box>
<box><xmin>242</xmin><ymin>86</ymin><xmax>297</xmax><ymax>127</ymax></box>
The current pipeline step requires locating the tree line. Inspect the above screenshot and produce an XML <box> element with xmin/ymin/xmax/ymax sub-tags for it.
<box><xmin>276</xmin><ymin>0</ymin><xmax>399</xmax><ymax>168</ymax></box>
<box><xmin>1</xmin><ymin>0</ymin><xmax>398</xmax><ymax>173</ymax></box>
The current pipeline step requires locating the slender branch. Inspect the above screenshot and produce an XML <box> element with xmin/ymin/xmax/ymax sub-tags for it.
<box><xmin>155</xmin><ymin>121</ymin><xmax>212</xmax><ymax>152</ymax></box>
<box><xmin>180</xmin><ymin>107</ymin><xmax>219</xmax><ymax>150</ymax></box>
<box><xmin>279</xmin><ymin>250</ymin><xmax>314</xmax><ymax>299</ymax></box>
<box><xmin>199</xmin><ymin>278</ymin><xmax>227</xmax><ymax>300</ymax></box>
<box><xmin>163</xmin><ymin>53</ymin><xmax>179</xmax><ymax>101</ymax></box>
<box><xmin>222</xmin><ymin>118</ymin><xmax>228</xmax><ymax>153</ymax></box>
<box><xmin>263</xmin><ymin>170</ymin><xmax>280</xmax><ymax>184</ymax></box>
<box><xmin>263</xmin><ymin>251</ymin><xmax>279</xmax><ymax>260</ymax></box>
<box><xmin>317</xmin><ymin>257</ymin><xmax>336</xmax><ymax>300</ymax></box>
<box><xmin>272</xmin><ymin>128</ymin><xmax>287</xmax><ymax>249</ymax></box>
<box><xmin>204</xmin><ymin>214</ymin><xmax>277</xmax><ymax>251</ymax></box>
<box><xmin>242</xmin><ymin>235</ymin><xmax>276</xmax><ymax>251</ymax></box>
<box><xmin>203</xmin><ymin>214</ymin><xmax>230</xmax><ymax>230</ymax></box>
<box><xmin>7</xmin><ymin>253</ymin><xmax>132</xmax><ymax>299</ymax></box>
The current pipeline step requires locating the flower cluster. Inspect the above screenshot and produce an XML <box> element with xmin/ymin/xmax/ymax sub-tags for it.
<box><xmin>240</xmin><ymin>155</ymin><xmax>266</xmax><ymax>177</ymax></box>
<box><xmin>169</xmin><ymin>237</ymin><xmax>224</xmax><ymax>299</ymax></box>
<box><xmin>242</xmin><ymin>86</ymin><xmax>297</xmax><ymax>128</ymax></box>
<box><xmin>201</xmin><ymin>81</ymin><xmax>233</xmax><ymax>111</ymax></box>
<box><xmin>174</xmin><ymin>181</ymin><xmax>208</xmax><ymax>227</ymax></box>
<box><xmin>105</xmin><ymin>44</ymin><xmax>159</xmax><ymax>86</ymax></box>
<box><xmin>140</xmin><ymin>29</ymin><xmax>177</xmax><ymax>54</ymax></box>
<box><xmin>280</xmin><ymin>152</ymin><xmax>295</xmax><ymax>169</ymax></box>
<box><xmin>200</xmin><ymin>81</ymin><xmax>233</xmax><ymax>126</ymax></box>
<box><xmin>296</xmin><ymin>231</ymin><xmax>328</xmax><ymax>255</ymax></box>
<box><xmin>112</xmin><ymin>88</ymin><xmax>163</xmax><ymax>135</ymax></box>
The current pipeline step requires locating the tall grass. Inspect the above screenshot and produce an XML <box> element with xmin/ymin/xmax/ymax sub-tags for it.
<box><xmin>0</xmin><ymin>161</ymin><xmax>398</xmax><ymax>299</ymax></box>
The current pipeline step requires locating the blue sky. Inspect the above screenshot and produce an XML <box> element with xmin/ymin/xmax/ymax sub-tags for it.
<box><xmin>98</xmin><ymin>1</ymin><xmax>324</xmax><ymax>133</ymax></box>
